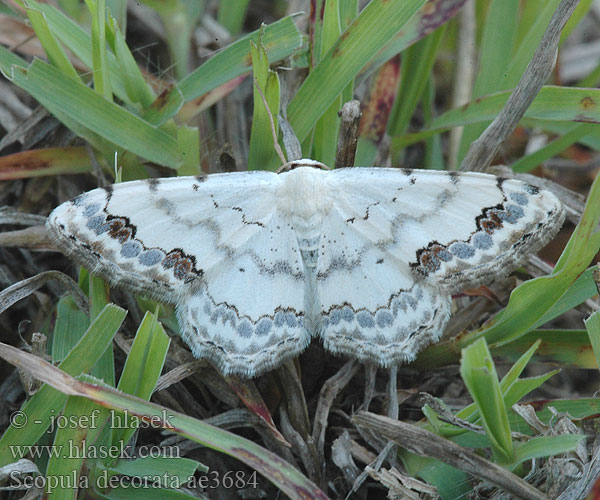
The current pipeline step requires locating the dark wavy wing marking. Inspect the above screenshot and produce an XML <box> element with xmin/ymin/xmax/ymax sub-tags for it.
<box><xmin>314</xmin><ymin>168</ymin><xmax>564</xmax><ymax>365</ymax></box>
<box><xmin>323</xmin><ymin>168</ymin><xmax>565</xmax><ymax>294</ymax></box>
<box><xmin>47</xmin><ymin>171</ymin><xmax>309</xmax><ymax>376</ymax></box>
<box><xmin>47</xmin><ymin>171</ymin><xmax>282</xmax><ymax>301</ymax></box>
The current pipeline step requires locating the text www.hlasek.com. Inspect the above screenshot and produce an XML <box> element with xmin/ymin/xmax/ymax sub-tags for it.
<box><xmin>10</xmin><ymin>440</ymin><xmax>180</xmax><ymax>460</ymax></box>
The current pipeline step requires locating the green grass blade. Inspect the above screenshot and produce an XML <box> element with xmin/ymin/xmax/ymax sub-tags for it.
<box><xmin>503</xmin><ymin>371</ymin><xmax>560</xmax><ymax>410</ymax></box>
<box><xmin>453</xmin><ymin>341</ymin><xmax>554</xmax><ymax>428</ymax></box>
<box><xmin>0</xmin><ymin>44</ymin><xmax>28</xmax><ymax>73</ymax></box>
<box><xmin>513</xmin><ymin>435</ymin><xmax>585</xmax><ymax>466</ymax></box>
<box><xmin>88</xmin><ymin>275</ymin><xmax>114</xmax><ymax>386</ymax></box>
<box><xmin>312</xmin><ymin>0</ymin><xmax>343</xmax><ymax>166</ymax></box>
<box><xmin>109</xmin><ymin>455</ymin><xmax>203</xmax><ymax>479</ymax></box>
<box><xmin>584</xmin><ymin>311</ymin><xmax>600</xmax><ymax>373</ymax></box>
<box><xmin>399</xmin><ymin>86</ymin><xmax>600</xmax><ymax>148</ymax></box>
<box><xmin>422</xmin><ymin>76</ymin><xmax>444</xmax><ymax>170</ymax></box>
<box><xmin>44</xmin><ymin>396</ymin><xmax>110</xmax><ymax>499</ymax></box>
<box><xmin>0</xmin><ymin>304</ymin><xmax>126</xmax><ymax>467</ymax></box>
<box><xmin>493</xmin><ymin>329</ymin><xmax>597</xmax><ymax>369</ymax></box>
<box><xmin>88</xmin><ymin>0</ymin><xmax>113</xmax><ymax>100</ymax></box>
<box><xmin>388</xmin><ymin>24</ymin><xmax>445</xmax><ymax>164</ymax></box>
<box><xmin>248</xmin><ymin>38</ymin><xmax>281</xmax><ymax>171</ymax></box>
<box><xmin>510</xmin><ymin>123</ymin><xmax>598</xmax><ymax>173</ymax></box>
<box><xmin>531</xmin><ymin>267</ymin><xmax>597</xmax><ymax>329</ymax></box>
<box><xmin>26</xmin><ymin>7</ymin><xmax>79</xmax><ymax>80</ymax></box>
<box><xmin>460</xmin><ymin>338</ymin><xmax>513</xmax><ymax>464</ymax></box>
<box><xmin>105</xmin><ymin>485</ymin><xmax>201</xmax><ymax>499</ymax></box>
<box><xmin>458</xmin><ymin>0</ymin><xmax>562</xmax><ymax>162</ymax></box>
<box><xmin>456</xmin><ymin>0</ymin><xmax>520</xmax><ymax>163</ymax></box>
<box><xmin>498</xmin><ymin>340</ymin><xmax>543</xmax><ymax>393</ymax></box>
<box><xmin>288</xmin><ymin>0</ymin><xmax>428</xmax><ymax>144</ymax></box>
<box><xmin>174</xmin><ymin>125</ymin><xmax>201</xmax><ymax>175</ymax></box>
<box><xmin>25</xmin><ymin>0</ymin><xmax>131</xmax><ymax>102</ymax></box>
<box><xmin>407</xmin><ymin>457</ymin><xmax>471</xmax><ymax>499</ymax></box>
<box><xmin>217</xmin><ymin>0</ymin><xmax>250</xmax><ymax>35</ymax></box>
<box><xmin>106</xmin><ymin>0</ymin><xmax>127</xmax><ymax>30</ymax></box>
<box><xmin>8</xmin><ymin>59</ymin><xmax>181</xmax><ymax>167</ymax></box>
<box><xmin>168</xmin><ymin>17</ymin><xmax>302</xmax><ymax>117</ymax></box>
<box><xmin>111</xmin><ymin>16</ymin><xmax>156</xmax><ymax>108</ymax></box>
<box><xmin>472</xmin><ymin>0</ymin><xmax>519</xmax><ymax>98</ymax></box>
<box><xmin>111</xmin><ymin>312</ymin><xmax>170</xmax><ymax>451</ymax></box>
<box><xmin>154</xmin><ymin>1</ymin><xmax>204</xmax><ymax>80</ymax></box>
<box><xmin>505</xmin><ymin>0</ymin><xmax>562</xmax><ymax>87</ymax></box>
<box><xmin>51</xmin><ymin>295</ymin><xmax>90</xmax><ymax>363</ymax></box>
<box><xmin>358</xmin><ymin>0</ymin><xmax>466</xmax><ymax>81</ymax></box>
<box><xmin>0</xmin><ymin>147</ymin><xmax>94</xmax><ymax>180</ymax></box>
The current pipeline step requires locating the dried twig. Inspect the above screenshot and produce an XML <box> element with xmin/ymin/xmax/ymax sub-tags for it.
<box><xmin>448</xmin><ymin>0</ymin><xmax>476</xmax><ymax>170</ymax></box>
<box><xmin>335</xmin><ymin>100</ymin><xmax>361</xmax><ymax>169</ymax></box>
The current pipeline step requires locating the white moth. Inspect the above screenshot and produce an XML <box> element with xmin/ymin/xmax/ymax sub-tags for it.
<box><xmin>47</xmin><ymin>160</ymin><xmax>565</xmax><ymax>377</ymax></box>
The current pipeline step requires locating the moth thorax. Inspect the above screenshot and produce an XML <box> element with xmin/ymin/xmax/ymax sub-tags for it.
<box><xmin>277</xmin><ymin>167</ymin><xmax>333</xmax><ymax>219</ymax></box>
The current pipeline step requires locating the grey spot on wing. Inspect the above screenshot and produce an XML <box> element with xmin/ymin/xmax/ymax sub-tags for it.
<box><xmin>237</xmin><ymin>321</ymin><xmax>253</xmax><ymax>338</ymax></box>
<box><xmin>499</xmin><ymin>204</ymin><xmax>524</xmax><ymax>224</ymax></box>
<box><xmin>121</xmin><ymin>240</ymin><xmax>143</xmax><ymax>258</ymax></box>
<box><xmin>139</xmin><ymin>249</ymin><xmax>164</xmax><ymax>266</ymax></box>
<box><xmin>510</xmin><ymin>192</ymin><xmax>528</xmax><ymax>206</ymax></box>
<box><xmin>472</xmin><ymin>232</ymin><xmax>493</xmax><ymax>250</ymax></box>
<box><xmin>176</xmin><ymin>291</ymin><xmax>309</xmax><ymax>377</ymax></box>
<box><xmin>449</xmin><ymin>242</ymin><xmax>475</xmax><ymax>259</ymax></box>
<box><xmin>87</xmin><ymin>215</ymin><xmax>109</xmax><ymax>234</ymax></box>
<box><xmin>356</xmin><ymin>311</ymin><xmax>375</xmax><ymax>328</ymax></box>
<box><xmin>83</xmin><ymin>203</ymin><xmax>101</xmax><ymax>217</ymax></box>
<box><xmin>320</xmin><ymin>283</ymin><xmax>451</xmax><ymax>368</ymax></box>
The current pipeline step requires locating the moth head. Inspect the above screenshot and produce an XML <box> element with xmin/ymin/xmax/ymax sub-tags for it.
<box><xmin>277</xmin><ymin>158</ymin><xmax>329</xmax><ymax>173</ymax></box>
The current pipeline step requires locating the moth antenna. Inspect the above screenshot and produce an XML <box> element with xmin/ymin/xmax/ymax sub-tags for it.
<box><xmin>253</xmin><ymin>77</ymin><xmax>287</xmax><ymax>166</ymax></box>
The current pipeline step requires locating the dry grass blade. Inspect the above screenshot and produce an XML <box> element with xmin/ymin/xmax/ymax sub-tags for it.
<box><xmin>0</xmin><ymin>342</ymin><xmax>84</xmax><ymax>396</ymax></box>
<box><xmin>0</xmin><ymin>207</ymin><xmax>46</xmax><ymax>226</ymax></box>
<box><xmin>555</xmin><ymin>444</ymin><xmax>600</xmax><ymax>500</ymax></box>
<box><xmin>280</xmin><ymin>405</ymin><xmax>321</xmax><ymax>486</ymax></box>
<box><xmin>0</xmin><ymin>458</ymin><xmax>42</xmax><ymax>499</ymax></box>
<box><xmin>0</xmin><ymin>270</ymin><xmax>88</xmax><ymax>316</ymax></box>
<box><xmin>154</xmin><ymin>359</ymin><xmax>205</xmax><ymax>392</ymax></box>
<box><xmin>0</xmin><ymin>458</ymin><xmax>39</xmax><ymax>482</ymax></box>
<box><xmin>0</xmin><ymin>226</ymin><xmax>54</xmax><ymax>250</ymax></box>
<box><xmin>312</xmin><ymin>360</ymin><xmax>359</xmax><ymax>469</ymax></box>
<box><xmin>352</xmin><ymin>410</ymin><xmax>549</xmax><ymax>500</ymax></box>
